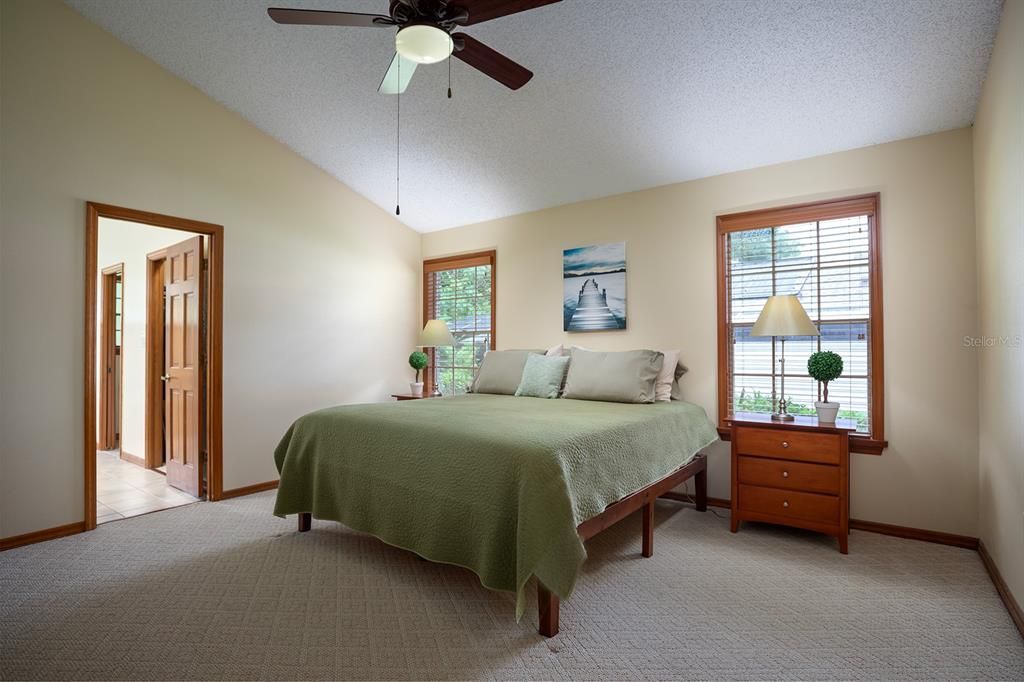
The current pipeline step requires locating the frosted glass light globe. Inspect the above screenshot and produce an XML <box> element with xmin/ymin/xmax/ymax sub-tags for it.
<box><xmin>395</xmin><ymin>24</ymin><xmax>454</xmax><ymax>65</ymax></box>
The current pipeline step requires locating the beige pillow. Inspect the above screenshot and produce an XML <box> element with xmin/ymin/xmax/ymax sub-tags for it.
<box><xmin>655</xmin><ymin>349</ymin><xmax>687</xmax><ymax>401</ymax></box>
<box><xmin>562</xmin><ymin>348</ymin><xmax>664</xmax><ymax>403</ymax></box>
<box><xmin>471</xmin><ymin>350</ymin><xmax>540</xmax><ymax>395</ymax></box>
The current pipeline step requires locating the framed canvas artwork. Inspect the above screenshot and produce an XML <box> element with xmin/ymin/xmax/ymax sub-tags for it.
<box><xmin>563</xmin><ymin>242</ymin><xmax>627</xmax><ymax>332</ymax></box>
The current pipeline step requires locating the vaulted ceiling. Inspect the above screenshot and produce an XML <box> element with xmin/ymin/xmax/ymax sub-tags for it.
<box><xmin>67</xmin><ymin>0</ymin><xmax>1003</xmax><ymax>232</ymax></box>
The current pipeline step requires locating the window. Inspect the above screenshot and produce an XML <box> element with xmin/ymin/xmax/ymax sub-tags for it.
<box><xmin>423</xmin><ymin>251</ymin><xmax>496</xmax><ymax>396</ymax></box>
<box><xmin>717</xmin><ymin>194</ymin><xmax>886</xmax><ymax>454</ymax></box>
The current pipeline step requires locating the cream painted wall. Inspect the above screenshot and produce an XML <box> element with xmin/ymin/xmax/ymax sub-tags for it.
<box><xmin>0</xmin><ymin>0</ymin><xmax>421</xmax><ymax>538</ymax></box>
<box><xmin>96</xmin><ymin>219</ymin><xmax>192</xmax><ymax>462</ymax></box>
<box><xmin>973</xmin><ymin>0</ymin><xmax>1024</xmax><ymax>605</ymax></box>
<box><xmin>424</xmin><ymin>128</ymin><xmax>981</xmax><ymax>537</ymax></box>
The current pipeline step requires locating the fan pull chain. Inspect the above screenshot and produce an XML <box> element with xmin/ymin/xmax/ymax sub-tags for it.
<box><xmin>395</xmin><ymin>57</ymin><xmax>401</xmax><ymax>216</ymax></box>
<box><xmin>447</xmin><ymin>56</ymin><xmax>452</xmax><ymax>99</ymax></box>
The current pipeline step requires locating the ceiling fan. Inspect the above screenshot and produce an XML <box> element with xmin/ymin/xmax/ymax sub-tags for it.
<box><xmin>268</xmin><ymin>0</ymin><xmax>562</xmax><ymax>94</ymax></box>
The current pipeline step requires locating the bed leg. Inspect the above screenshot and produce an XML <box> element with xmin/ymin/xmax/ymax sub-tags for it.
<box><xmin>298</xmin><ymin>512</ymin><xmax>311</xmax><ymax>532</ymax></box>
<box><xmin>695</xmin><ymin>463</ymin><xmax>708</xmax><ymax>513</ymax></box>
<box><xmin>538</xmin><ymin>583</ymin><xmax>559</xmax><ymax>637</ymax></box>
<box><xmin>642</xmin><ymin>500</ymin><xmax>654</xmax><ymax>557</ymax></box>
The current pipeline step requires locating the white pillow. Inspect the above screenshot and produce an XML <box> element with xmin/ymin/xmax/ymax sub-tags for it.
<box><xmin>545</xmin><ymin>344</ymin><xmax>564</xmax><ymax>357</ymax></box>
<box><xmin>655</xmin><ymin>349</ymin><xmax>681</xmax><ymax>401</ymax></box>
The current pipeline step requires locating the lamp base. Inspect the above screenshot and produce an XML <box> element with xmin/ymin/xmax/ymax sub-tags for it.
<box><xmin>430</xmin><ymin>388</ymin><xmax>443</xmax><ymax>398</ymax></box>
<box><xmin>771</xmin><ymin>412</ymin><xmax>795</xmax><ymax>422</ymax></box>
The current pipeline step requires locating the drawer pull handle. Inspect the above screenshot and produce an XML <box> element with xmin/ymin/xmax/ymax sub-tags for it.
<box><xmin>782</xmin><ymin>471</ymin><xmax>789</xmax><ymax>478</ymax></box>
<box><xmin>782</xmin><ymin>501</ymin><xmax>790</xmax><ymax>508</ymax></box>
<box><xmin>782</xmin><ymin>441</ymin><xmax>790</xmax><ymax>448</ymax></box>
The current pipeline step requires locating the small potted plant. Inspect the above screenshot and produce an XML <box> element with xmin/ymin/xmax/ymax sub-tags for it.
<box><xmin>408</xmin><ymin>351</ymin><xmax>429</xmax><ymax>396</ymax></box>
<box><xmin>807</xmin><ymin>350</ymin><xmax>843</xmax><ymax>423</ymax></box>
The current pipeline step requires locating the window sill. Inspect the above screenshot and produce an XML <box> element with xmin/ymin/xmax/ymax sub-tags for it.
<box><xmin>716</xmin><ymin>425</ymin><xmax>887</xmax><ymax>455</ymax></box>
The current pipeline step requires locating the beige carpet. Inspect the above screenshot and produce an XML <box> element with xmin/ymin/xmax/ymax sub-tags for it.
<box><xmin>1</xmin><ymin>492</ymin><xmax>1021</xmax><ymax>680</ymax></box>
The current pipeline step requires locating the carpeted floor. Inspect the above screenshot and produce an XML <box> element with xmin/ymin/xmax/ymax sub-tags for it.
<box><xmin>1</xmin><ymin>492</ymin><xmax>1021</xmax><ymax>680</ymax></box>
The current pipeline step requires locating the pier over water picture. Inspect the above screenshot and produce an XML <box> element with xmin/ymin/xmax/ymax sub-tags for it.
<box><xmin>563</xmin><ymin>242</ymin><xmax>627</xmax><ymax>332</ymax></box>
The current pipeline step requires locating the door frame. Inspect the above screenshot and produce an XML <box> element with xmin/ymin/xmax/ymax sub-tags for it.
<box><xmin>85</xmin><ymin>202</ymin><xmax>225</xmax><ymax>531</ymax></box>
<box><xmin>144</xmin><ymin>249</ymin><xmax>168</xmax><ymax>471</ymax></box>
<box><xmin>97</xmin><ymin>263</ymin><xmax>124</xmax><ymax>451</ymax></box>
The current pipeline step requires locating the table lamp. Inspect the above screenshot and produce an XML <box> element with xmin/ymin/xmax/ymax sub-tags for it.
<box><xmin>750</xmin><ymin>295</ymin><xmax>820</xmax><ymax>421</ymax></box>
<box><xmin>417</xmin><ymin>319</ymin><xmax>456</xmax><ymax>397</ymax></box>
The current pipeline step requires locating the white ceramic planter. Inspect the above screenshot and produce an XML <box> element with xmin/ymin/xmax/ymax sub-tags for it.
<box><xmin>409</xmin><ymin>382</ymin><xmax>424</xmax><ymax>397</ymax></box>
<box><xmin>815</xmin><ymin>401</ymin><xmax>840</xmax><ymax>423</ymax></box>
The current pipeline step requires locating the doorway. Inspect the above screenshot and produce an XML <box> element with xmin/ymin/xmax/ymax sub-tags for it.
<box><xmin>98</xmin><ymin>264</ymin><xmax>124</xmax><ymax>453</ymax></box>
<box><xmin>85</xmin><ymin>203</ymin><xmax>224</xmax><ymax>531</ymax></box>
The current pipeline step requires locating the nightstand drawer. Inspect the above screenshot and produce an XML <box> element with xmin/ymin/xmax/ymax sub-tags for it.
<box><xmin>737</xmin><ymin>456</ymin><xmax>839</xmax><ymax>494</ymax></box>
<box><xmin>735</xmin><ymin>426</ymin><xmax>841</xmax><ymax>465</ymax></box>
<box><xmin>738</xmin><ymin>484</ymin><xmax>839</xmax><ymax>524</ymax></box>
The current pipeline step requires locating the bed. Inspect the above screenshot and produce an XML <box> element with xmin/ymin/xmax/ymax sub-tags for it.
<box><xmin>273</xmin><ymin>393</ymin><xmax>719</xmax><ymax>636</ymax></box>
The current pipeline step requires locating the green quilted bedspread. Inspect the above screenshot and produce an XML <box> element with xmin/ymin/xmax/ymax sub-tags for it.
<box><xmin>273</xmin><ymin>394</ymin><xmax>718</xmax><ymax>617</ymax></box>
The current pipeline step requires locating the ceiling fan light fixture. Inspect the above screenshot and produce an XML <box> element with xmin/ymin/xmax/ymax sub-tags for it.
<box><xmin>395</xmin><ymin>24</ymin><xmax>453</xmax><ymax>64</ymax></box>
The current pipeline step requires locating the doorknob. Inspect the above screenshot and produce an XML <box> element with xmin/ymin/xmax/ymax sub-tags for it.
<box><xmin>160</xmin><ymin>375</ymin><xmax>169</xmax><ymax>382</ymax></box>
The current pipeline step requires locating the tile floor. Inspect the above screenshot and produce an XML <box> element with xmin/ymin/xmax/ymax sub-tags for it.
<box><xmin>96</xmin><ymin>450</ymin><xmax>199</xmax><ymax>523</ymax></box>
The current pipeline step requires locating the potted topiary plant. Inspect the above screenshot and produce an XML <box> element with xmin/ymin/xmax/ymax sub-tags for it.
<box><xmin>807</xmin><ymin>350</ymin><xmax>843</xmax><ymax>423</ymax></box>
<box><xmin>408</xmin><ymin>351</ymin><xmax>429</xmax><ymax>396</ymax></box>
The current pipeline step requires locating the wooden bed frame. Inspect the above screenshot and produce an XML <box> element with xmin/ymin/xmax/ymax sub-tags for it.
<box><xmin>296</xmin><ymin>452</ymin><xmax>708</xmax><ymax>637</ymax></box>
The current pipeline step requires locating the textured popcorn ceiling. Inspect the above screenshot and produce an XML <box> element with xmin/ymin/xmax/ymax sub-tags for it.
<box><xmin>66</xmin><ymin>0</ymin><xmax>1002</xmax><ymax>232</ymax></box>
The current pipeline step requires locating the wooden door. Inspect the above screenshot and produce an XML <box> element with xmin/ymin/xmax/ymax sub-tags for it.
<box><xmin>164</xmin><ymin>236</ymin><xmax>205</xmax><ymax>497</ymax></box>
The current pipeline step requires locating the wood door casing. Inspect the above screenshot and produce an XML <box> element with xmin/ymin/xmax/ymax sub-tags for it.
<box><xmin>144</xmin><ymin>251</ymin><xmax>167</xmax><ymax>470</ymax></box>
<box><xmin>85</xmin><ymin>202</ymin><xmax>225</xmax><ymax>532</ymax></box>
<box><xmin>164</xmin><ymin>236</ymin><xmax>204</xmax><ymax>497</ymax></box>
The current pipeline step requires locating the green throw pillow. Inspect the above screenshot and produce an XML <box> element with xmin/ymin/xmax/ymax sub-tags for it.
<box><xmin>514</xmin><ymin>354</ymin><xmax>571</xmax><ymax>399</ymax></box>
<box><xmin>471</xmin><ymin>350</ymin><xmax>540</xmax><ymax>395</ymax></box>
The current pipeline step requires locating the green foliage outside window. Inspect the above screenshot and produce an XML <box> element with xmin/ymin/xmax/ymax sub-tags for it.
<box><xmin>432</xmin><ymin>264</ymin><xmax>492</xmax><ymax>396</ymax></box>
<box><xmin>730</xmin><ymin>228</ymin><xmax>800</xmax><ymax>263</ymax></box>
<box><xmin>735</xmin><ymin>389</ymin><xmax>867</xmax><ymax>431</ymax></box>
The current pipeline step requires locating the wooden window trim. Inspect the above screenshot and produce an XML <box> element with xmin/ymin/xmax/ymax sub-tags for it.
<box><xmin>423</xmin><ymin>252</ymin><xmax>495</xmax><ymax>273</ymax></box>
<box><xmin>422</xmin><ymin>250</ymin><xmax>496</xmax><ymax>395</ymax></box>
<box><xmin>716</xmin><ymin>193</ymin><xmax>886</xmax><ymax>455</ymax></box>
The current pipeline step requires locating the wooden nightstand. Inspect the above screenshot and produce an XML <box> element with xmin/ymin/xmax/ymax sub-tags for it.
<box><xmin>728</xmin><ymin>413</ymin><xmax>856</xmax><ymax>553</ymax></box>
<box><xmin>391</xmin><ymin>393</ymin><xmax>437</xmax><ymax>401</ymax></box>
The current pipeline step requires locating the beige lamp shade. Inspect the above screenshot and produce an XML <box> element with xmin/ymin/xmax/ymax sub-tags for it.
<box><xmin>750</xmin><ymin>295</ymin><xmax>820</xmax><ymax>337</ymax></box>
<box><xmin>417</xmin><ymin>319</ymin><xmax>456</xmax><ymax>347</ymax></box>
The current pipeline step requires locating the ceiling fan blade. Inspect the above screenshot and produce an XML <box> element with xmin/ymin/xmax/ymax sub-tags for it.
<box><xmin>267</xmin><ymin>8</ymin><xmax>391</xmax><ymax>28</ymax></box>
<box><xmin>452</xmin><ymin>0</ymin><xmax>561</xmax><ymax>26</ymax></box>
<box><xmin>377</xmin><ymin>53</ymin><xmax>418</xmax><ymax>95</ymax></box>
<box><xmin>451</xmin><ymin>33</ymin><xmax>532</xmax><ymax>90</ymax></box>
